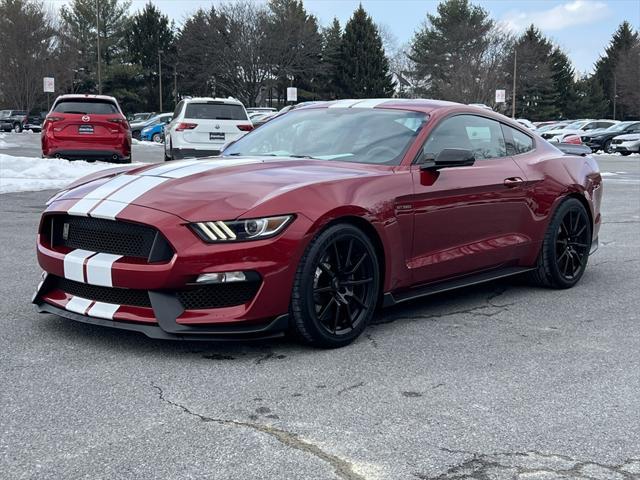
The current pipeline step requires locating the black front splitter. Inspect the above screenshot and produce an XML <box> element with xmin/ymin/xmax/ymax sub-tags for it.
<box><xmin>35</xmin><ymin>301</ymin><xmax>290</xmax><ymax>341</ymax></box>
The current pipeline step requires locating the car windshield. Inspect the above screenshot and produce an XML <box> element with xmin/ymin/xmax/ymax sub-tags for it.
<box><xmin>53</xmin><ymin>100</ymin><xmax>118</xmax><ymax>114</ymax></box>
<box><xmin>223</xmin><ymin>108</ymin><xmax>428</xmax><ymax>165</ymax></box>
<box><xmin>563</xmin><ymin>121</ymin><xmax>587</xmax><ymax>130</ymax></box>
<box><xmin>606</xmin><ymin>121</ymin><xmax>635</xmax><ymax>132</ymax></box>
<box><xmin>185</xmin><ymin>103</ymin><xmax>247</xmax><ymax>120</ymax></box>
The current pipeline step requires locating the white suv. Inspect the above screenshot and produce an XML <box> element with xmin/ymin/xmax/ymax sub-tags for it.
<box><xmin>164</xmin><ymin>97</ymin><xmax>253</xmax><ymax>160</ymax></box>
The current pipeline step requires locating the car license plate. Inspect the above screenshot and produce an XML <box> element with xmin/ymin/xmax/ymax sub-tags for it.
<box><xmin>78</xmin><ymin>125</ymin><xmax>94</xmax><ymax>134</ymax></box>
<box><xmin>209</xmin><ymin>132</ymin><xmax>225</xmax><ymax>141</ymax></box>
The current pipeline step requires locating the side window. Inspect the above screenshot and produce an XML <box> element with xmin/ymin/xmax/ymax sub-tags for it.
<box><xmin>172</xmin><ymin>101</ymin><xmax>183</xmax><ymax>119</ymax></box>
<box><xmin>423</xmin><ymin>114</ymin><xmax>507</xmax><ymax>160</ymax></box>
<box><xmin>503</xmin><ymin>125</ymin><xmax>534</xmax><ymax>155</ymax></box>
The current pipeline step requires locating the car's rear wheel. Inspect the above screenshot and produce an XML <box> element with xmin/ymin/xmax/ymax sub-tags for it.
<box><xmin>603</xmin><ymin>139</ymin><xmax>613</xmax><ymax>154</ymax></box>
<box><xmin>528</xmin><ymin>197</ymin><xmax>592</xmax><ymax>289</ymax></box>
<box><xmin>152</xmin><ymin>133</ymin><xmax>162</xmax><ymax>143</ymax></box>
<box><xmin>621</xmin><ymin>152</ymin><xmax>632</xmax><ymax>156</ymax></box>
<box><xmin>164</xmin><ymin>139</ymin><xmax>173</xmax><ymax>161</ymax></box>
<box><xmin>290</xmin><ymin>224</ymin><xmax>380</xmax><ymax>348</ymax></box>
<box><xmin>13</xmin><ymin>123</ymin><xmax>22</xmax><ymax>133</ymax></box>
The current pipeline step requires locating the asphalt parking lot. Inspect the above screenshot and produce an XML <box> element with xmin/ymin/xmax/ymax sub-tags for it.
<box><xmin>1</xmin><ymin>148</ymin><xmax>639</xmax><ymax>478</ymax></box>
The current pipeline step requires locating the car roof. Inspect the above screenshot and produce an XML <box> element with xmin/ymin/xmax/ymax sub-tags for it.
<box><xmin>184</xmin><ymin>97</ymin><xmax>244</xmax><ymax>106</ymax></box>
<box><xmin>55</xmin><ymin>94</ymin><xmax>118</xmax><ymax>102</ymax></box>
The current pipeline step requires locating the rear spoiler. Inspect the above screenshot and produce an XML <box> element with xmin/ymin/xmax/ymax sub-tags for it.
<box><xmin>555</xmin><ymin>143</ymin><xmax>592</xmax><ymax>156</ymax></box>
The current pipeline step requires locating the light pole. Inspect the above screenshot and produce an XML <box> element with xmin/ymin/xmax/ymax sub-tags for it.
<box><xmin>511</xmin><ymin>49</ymin><xmax>517</xmax><ymax>119</ymax></box>
<box><xmin>158</xmin><ymin>49</ymin><xmax>164</xmax><ymax>112</ymax></box>
<box><xmin>96</xmin><ymin>0</ymin><xmax>102</xmax><ymax>94</ymax></box>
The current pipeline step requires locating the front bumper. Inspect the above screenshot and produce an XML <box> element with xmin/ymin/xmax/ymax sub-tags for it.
<box><xmin>34</xmin><ymin>202</ymin><xmax>311</xmax><ymax>339</ymax></box>
<box><xmin>612</xmin><ymin>142</ymin><xmax>640</xmax><ymax>153</ymax></box>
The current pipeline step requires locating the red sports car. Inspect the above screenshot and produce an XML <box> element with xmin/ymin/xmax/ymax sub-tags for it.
<box><xmin>34</xmin><ymin>99</ymin><xmax>602</xmax><ymax>348</ymax></box>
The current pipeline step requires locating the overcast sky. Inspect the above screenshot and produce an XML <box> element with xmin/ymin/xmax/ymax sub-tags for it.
<box><xmin>49</xmin><ymin>0</ymin><xmax>640</xmax><ymax>74</ymax></box>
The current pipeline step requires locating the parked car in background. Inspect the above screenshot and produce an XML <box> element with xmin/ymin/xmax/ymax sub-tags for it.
<box><xmin>250</xmin><ymin>112</ymin><xmax>277</xmax><ymax>128</ymax></box>
<box><xmin>581</xmin><ymin>121</ymin><xmax>640</xmax><ymax>153</ymax></box>
<box><xmin>562</xmin><ymin>134</ymin><xmax>583</xmax><ymax>145</ymax></box>
<box><xmin>0</xmin><ymin>109</ymin><xmax>27</xmax><ymax>132</ymax></box>
<box><xmin>536</xmin><ymin>121</ymin><xmax>572</xmax><ymax>134</ymax></box>
<box><xmin>516</xmin><ymin>118</ymin><xmax>536</xmax><ymax>130</ymax></box>
<box><xmin>41</xmin><ymin>94</ymin><xmax>131</xmax><ymax>163</ymax></box>
<box><xmin>140</xmin><ymin>114</ymin><xmax>173</xmax><ymax>143</ymax></box>
<box><xmin>246</xmin><ymin>107</ymin><xmax>276</xmax><ymax>115</ymax></box>
<box><xmin>611</xmin><ymin>133</ymin><xmax>640</xmax><ymax>156</ymax></box>
<box><xmin>130</xmin><ymin>113</ymin><xmax>170</xmax><ymax>140</ymax></box>
<box><xmin>24</xmin><ymin>113</ymin><xmax>46</xmax><ymax>132</ymax></box>
<box><xmin>541</xmin><ymin>119</ymin><xmax>618</xmax><ymax>142</ymax></box>
<box><xmin>164</xmin><ymin>97</ymin><xmax>252</xmax><ymax>160</ymax></box>
<box><xmin>468</xmin><ymin>103</ymin><xmax>493</xmax><ymax>110</ymax></box>
<box><xmin>129</xmin><ymin>112</ymin><xmax>156</xmax><ymax>123</ymax></box>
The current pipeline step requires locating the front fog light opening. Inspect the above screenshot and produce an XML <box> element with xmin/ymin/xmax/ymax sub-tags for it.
<box><xmin>195</xmin><ymin>271</ymin><xmax>249</xmax><ymax>284</ymax></box>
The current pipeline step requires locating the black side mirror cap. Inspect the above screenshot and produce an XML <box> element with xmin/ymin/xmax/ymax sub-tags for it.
<box><xmin>420</xmin><ymin>148</ymin><xmax>476</xmax><ymax>171</ymax></box>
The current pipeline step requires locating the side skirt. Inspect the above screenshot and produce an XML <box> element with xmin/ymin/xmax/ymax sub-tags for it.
<box><xmin>383</xmin><ymin>266</ymin><xmax>534</xmax><ymax>307</ymax></box>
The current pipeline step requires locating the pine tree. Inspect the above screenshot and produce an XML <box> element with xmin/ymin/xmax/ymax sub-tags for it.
<box><xmin>126</xmin><ymin>2</ymin><xmax>175</xmax><ymax>111</ymax></box>
<box><xmin>594</xmin><ymin>21</ymin><xmax>639</xmax><ymax>118</ymax></box>
<box><xmin>319</xmin><ymin>18</ymin><xmax>342</xmax><ymax>99</ymax></box>
<box><xmin>572</xmin><ymin>75</ymin><xmax>608</xmax><ymax>119</ymax></box>
<box><xmin>549</xmin><ymin>47</ymin><xmax>576</xmax><ymax>119</ymax></box>
<box><xmin>338</xmin><ymin>5</ymin><xmax>395</xmax><ymax>98</ymax></box>
<box><xmin>510</xmin><ymin>26</ymin><xmax>559</xmax><ymax>121</ymax></box>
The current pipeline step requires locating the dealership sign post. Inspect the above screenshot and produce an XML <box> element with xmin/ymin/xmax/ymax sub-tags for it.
<box><xmin>44</xmin><ymin>77</ymin><xmax>55</xmax><ymax>110</ymax></box>
<box><xmin>287</xmin><ymin>87</ymin><xmax>297</xmax><ymax>104</ymax></box>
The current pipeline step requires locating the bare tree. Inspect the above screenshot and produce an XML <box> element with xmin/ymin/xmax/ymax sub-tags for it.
<box><xmin>0</xmin><ymin>0</ymin><xmax>56</xmax><ymax>111</ymax></box>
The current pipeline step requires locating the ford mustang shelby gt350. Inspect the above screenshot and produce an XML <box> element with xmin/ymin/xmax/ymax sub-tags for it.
<box><xmin>34</xmin><ymin>99</ymin><xmax>602</xmax><ymax>348</ymax></box>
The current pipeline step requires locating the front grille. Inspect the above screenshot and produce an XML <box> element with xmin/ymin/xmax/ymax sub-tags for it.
<box><xmin>50</xmin><ymin>276</ymin><xmax>152</xmax><ymax>308</ymax></box>
<box><xmin>177</xmin><ymin>282</ymin><xmax>260</xmax><ymax>309</ymax></box>
<box><xmin>44</xmin><ymin>214</ymin><xmax>173</xmax><ymax>262</ymax></box>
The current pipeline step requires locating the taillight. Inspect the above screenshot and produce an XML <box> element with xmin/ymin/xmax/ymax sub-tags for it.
<box><xmin>237</xmin><ymin>124</ymin><xmax>254</xmax><ymax>132</ymax></box>
<box><xmin>176</xmin><ymin>122</ymin><xmax>197</xmax><ymax>132</ymax></box>
<box><xmin>45</xmin><ymin>115</ymin><xmax>64</xmax><ymax>122</ymax></box>
<box><xmin>108</xmin><ymin>118</ymin><xmax>127</xmax><ymax>124</ymax></box>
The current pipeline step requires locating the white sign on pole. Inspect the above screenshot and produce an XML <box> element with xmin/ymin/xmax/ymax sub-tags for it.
<box><xmin>287</xmin><ymin>87</ymin><xmax>297</xmax><ymax>102</ymax></box>
<box><xmin>495</xmin><ymin>89</ymin><xmax>506</xmax><ymax>103</ymax></box>
<box><xmin>43</xmin><ymin>77</ymin><xmax>55</xmax><ymax>93</ymax></box>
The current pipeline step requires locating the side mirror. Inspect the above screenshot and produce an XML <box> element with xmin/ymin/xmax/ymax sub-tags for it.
<box><xmin>420</xmin><ymin>148</ymin><xmax>476</xmax><ymax>171</ymax></box>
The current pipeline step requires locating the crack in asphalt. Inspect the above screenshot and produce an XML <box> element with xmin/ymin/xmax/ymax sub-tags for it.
<box><xmin>373</xmin><ymin>287</ymin><xmax>515</xmax><ymax>327</ymax></box>
<box><xmin>150</xmin><ymin>384</ymin><xmax>365</xmax><ymax>480</ymax></box>
<box><xmin>413</xmin><ymin>449</ymin><xmax>640</xmax><ymax>480</ymax></box>
<box><xmin>337</xmin><ymin>382</ymin><xmax>365</xmax><ymax>396</ymax></box>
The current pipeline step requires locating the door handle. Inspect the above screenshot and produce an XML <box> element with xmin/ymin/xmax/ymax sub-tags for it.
<box><xmin>504</xmin><ymin>177</ymin><xmax>524</xmax><ymax>187</ymax></box>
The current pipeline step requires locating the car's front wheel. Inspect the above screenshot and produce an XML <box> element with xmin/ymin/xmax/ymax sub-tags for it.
<box><xmin>13</xmin><ymin>123</ymin><xmax>22</xmax><ymax>133</ymax></box>
<box><xmin>152</xmin><ymin>133</ymin><xmax>162</xmax><ymax>143</ymax></box>
<box><xmin>603</xmin><ymin>139</ymin><xmax>613</xmax><ymax>154</ymax></box>
<box><xmin>290</xmin><ymin>223</ymin><xmax>380</xmax><ymax>348</ymax></box>
<box><xmin>528</xmin><ymin>197</ymin><xmax>592</xmax><ymax>289</ymax></box>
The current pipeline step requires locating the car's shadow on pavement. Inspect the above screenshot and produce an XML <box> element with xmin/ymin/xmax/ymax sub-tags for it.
<box><xmin>34</xmin><ymin>275</ymin><xmax>534</xmax><ymax>360</ymax></box>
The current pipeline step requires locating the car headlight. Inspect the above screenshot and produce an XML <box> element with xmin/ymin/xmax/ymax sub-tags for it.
<box><xmin>190</xmin><ymin>215</ymin><xmax>294</xmax><ymax>242</ymax></box>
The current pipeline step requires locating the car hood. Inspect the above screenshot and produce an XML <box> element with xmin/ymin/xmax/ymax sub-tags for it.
<box><xmin>614</xmin><ymin>133</ymin><xmax>640</xmax><ymax>141</ymax></box>
<box><xmin>54</xmin><ymin>157</ymin><xmax>386</xmax><ymax>221</ymax></box>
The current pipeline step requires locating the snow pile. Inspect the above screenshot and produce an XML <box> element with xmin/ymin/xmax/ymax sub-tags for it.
<box><xmin>0</xmin><ymin>154</ymin><xmax>142</xmax><ymax>193</ymax></box>
<box><xmin>0</xmin><ymin>138</ymin><xmax>18</xmax><ymax>149</ymax></box>
<box><xmin>132</xmin><ymin>138</ymin><xmax>163</xmax><ymax>147</ymax></box>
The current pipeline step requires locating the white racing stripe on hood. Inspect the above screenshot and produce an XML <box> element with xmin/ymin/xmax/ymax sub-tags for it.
<box><xmin>88</xmin><ymin>176</ymin><xmax>168</xmax><ymax>219</ymax></box>
<box><xmin>160</xmin><ymin>158</ymin><xmax>263</xmax><ymax>179</ymax></box>
<box><xmin>137</xmin><ymin>160</ymin><xmax>203</xmax><ymax>177</ymax></box>
<box><xmin>68</xmin><ymin>175</ymin><xmax>138</xmax><ymax>217</ymax></box>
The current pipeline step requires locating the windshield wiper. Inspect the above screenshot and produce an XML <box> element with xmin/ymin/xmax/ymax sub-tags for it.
<box><xmin>289</xmin><ymin>154</ymin><xmax>317</xmax><ymax>159</ymax></box>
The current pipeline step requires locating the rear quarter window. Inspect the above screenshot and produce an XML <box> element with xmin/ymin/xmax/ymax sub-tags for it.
<box><xmin>53</xmin><ymin>100</ymin><xmax>118</xmax><ymax>115</ymax></box>
<box><xmin>185</xmin><ymin>103</ymin><xmax>247</xmax><ymax>121</ymax></box>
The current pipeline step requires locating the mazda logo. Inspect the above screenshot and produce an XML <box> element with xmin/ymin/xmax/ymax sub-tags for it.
<box><xmin>82</xmin><ymin>115</ymin><xmax>90</xmax><ymax>122</ymax></box>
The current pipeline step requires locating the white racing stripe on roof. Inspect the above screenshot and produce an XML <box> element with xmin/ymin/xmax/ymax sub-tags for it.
<box><xmin>88</xmin><ymin>301</ymin><xmax>120</xmax><ymax>320</ymax></box>
<box><xmin>66</xmin><ymin>296</ymin><xmax>93</xmax><ymax>315</ymax></box>
<box><xmin>68</xmin><ymin>175</ymin><xmax>138</xmax><ymax>216</ymax></box>
<box><xmin>88</xmin><ymin>176</ymin><xmax>168</xmax><ymax>219</ymax></box>
<box><xmin>349</xmin><ymin>99</ymin><xmax>391</xmax><ymax>109</ymax></box>
<box><xmin>86</xmin><ymin>253</ymin><xmax>122</xmax><ymax>287</ymax></box>
<box><xmin>63</xmin><ymin>249</ymin><xmax>95</xmax><ymax>282</ymax></box>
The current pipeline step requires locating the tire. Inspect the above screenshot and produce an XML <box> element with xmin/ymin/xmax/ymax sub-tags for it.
<box><xmin>621</xmin><ymin>152</ymin><xmax>631</xmax><ymax>156</ymax></box>
<box><xmin>290</xmin><ymin>223</ymin><xmax>380</xmax><ymax>348</ymax></box>
<box><xmin>152</xmin><ymin>133</ymin><xmax>162</xmax><ymax>143</ymax></box>
<box><xmin>13</xmin><ymin>123</ymin><xmax>22</xmax><ymax>133</ymax></box>
<box><xmin>603</xmin><ymin>139</ymin><xmax>613</xmax><ymax>154</ymax></box>
<box><xmin>132</xmin><ymin>131</ymin><xmax>140</xmax><ymax>140</ymax></box>
<box><xmin>528</xmin><ymin>197</ymin><xmax>592</xmax><ymax>289</ymax></box>
<box><xmin>164</xmin><ymin>139</ymin><xmax>173</xmax><ymax>161</ymax></box>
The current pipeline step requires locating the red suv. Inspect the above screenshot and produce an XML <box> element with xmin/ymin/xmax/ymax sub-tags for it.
<box><xmin>42</xmin><ymin>94</ymin><xmax>131</xmax><ymax>163</ymax></box>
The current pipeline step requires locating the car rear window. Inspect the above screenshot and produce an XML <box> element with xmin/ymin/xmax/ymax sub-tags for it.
<box><xmin>185</xmin><ymin>103</ymin><xmax>247</xmax><ymax>120</ymax></box>
<box><xmin>53</xmin><ymin>100</ymin><xmax>118</xmax><ymax>115</ymax></box>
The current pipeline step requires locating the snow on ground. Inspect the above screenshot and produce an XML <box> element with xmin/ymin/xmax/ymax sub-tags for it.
<box><xmin>0</xmin><ymin>154</ymin><xmax>143</xmax><ymax>194</ymax></box>
<box><xmin>132</xmin><ymin>138</ymin><xmax>163</xmax><ymax>147</ymax></box>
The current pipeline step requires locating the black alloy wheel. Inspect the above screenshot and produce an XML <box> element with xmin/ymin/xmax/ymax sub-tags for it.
<box><xmin>603</xmin><ymin>139</ymin><xmax>613</xmax><ymax>154</ymax></box>
<box><xmin>291</xmin><ymin>224</ymin><xmax>380</xmax><ymax>348</ymax></box>
<box><xmin>528</xmin><ymin>197</ymin><xmax>592</xmax><ymax>289</ymax></box>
